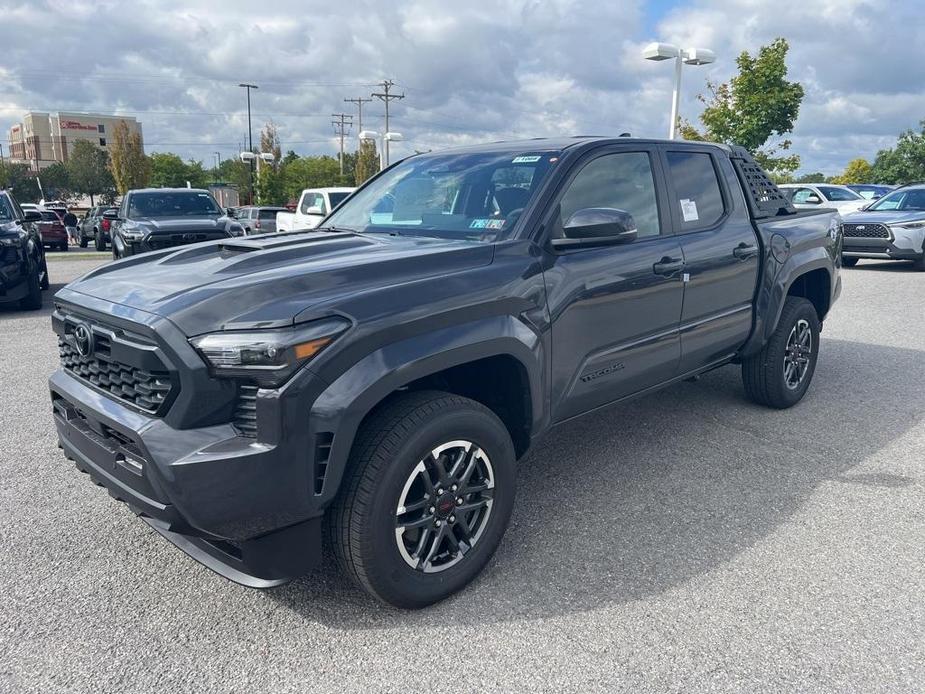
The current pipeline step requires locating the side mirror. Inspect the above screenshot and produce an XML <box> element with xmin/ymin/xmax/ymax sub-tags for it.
<box><xmin>225</xmin><ymin>207</ymin><xmax>235</xmax><ymax>217</ymax></box>
<box><xmin>305</xmin><ymin>206</ymin><xmax>324</xmax><ymax>216</ymax></box>
<box><xmin>805</xmin><ymin>194</ymin><xmax>822</xmax><ymax>204</ymax></box>
<box><xmin>21</xmin><ymin>210</ymin><xmax>42</xmax><ymax>223</ymax></box>
<box><xmin>551</xmin><ymin>207</ymin><xmax>638</xmax><ymax>249</ymax></box>
<box><xmin>102</xmin><ymin>209</ymin><xmax>119</xmax><ymax>220</ymax></box>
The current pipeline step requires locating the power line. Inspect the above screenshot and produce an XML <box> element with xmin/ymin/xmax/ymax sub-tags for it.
<box><xmin>344</xmin><ymin>96</ymin><xmax>373</xmax><ymax>134</ymax></box>
<box><xmin>331</xmin><ymin>113</ymin><xmax>353</xmax><ymax>175</ymax></box>
<box><xmin>371</xmin><ymin>79</ymin><xmax>405</xmax><ymax>166</ymax></box>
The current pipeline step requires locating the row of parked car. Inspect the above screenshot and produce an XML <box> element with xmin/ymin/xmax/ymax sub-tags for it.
<box><xmin>780</xmin><ymin>182</ymin><xmax>925</xmax><ymax>270</ymax></box>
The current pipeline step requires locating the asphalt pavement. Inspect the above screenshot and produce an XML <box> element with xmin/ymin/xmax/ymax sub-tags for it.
<box><xmin>1</xmin><ymin>258</ymin><xmax>922</xmax><ymax>693</ymax></box>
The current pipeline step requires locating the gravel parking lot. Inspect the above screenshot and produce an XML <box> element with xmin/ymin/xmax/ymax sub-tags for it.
<box><xmin>1</xmin><ymin>258</ymin><xmax>922</xmax><ymax>693</ymax></box>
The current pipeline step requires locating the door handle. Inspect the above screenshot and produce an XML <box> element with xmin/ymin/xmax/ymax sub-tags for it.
<box><xmin>653</xmin><ymin>256</ymin><xmax>684</xmax><ymax>276</ymax></box>
<box><xmin>733</xmin><ymin>243</ymin><xmax>759</xmax><ymax>260</ymax></box>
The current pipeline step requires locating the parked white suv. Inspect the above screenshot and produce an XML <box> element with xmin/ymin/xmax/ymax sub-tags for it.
<box><xmin>276</xmin><ymin>187</ymin><xmax>355</xmax><ymax>232</ymax></box>
<box><xmin>778</xmin><ymin>184</ymin><xmax>867</xmax><ymax>214</ymax></box>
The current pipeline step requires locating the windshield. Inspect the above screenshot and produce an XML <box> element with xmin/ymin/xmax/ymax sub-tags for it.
<box><xmin>128</xmin><ymin>191</ymin><xmax>222</xmax><ymax>218</ymax></box>
<box><xmin>0</xmin><ymin>196</ymin><xmax>13</xmax><ymax>221</ymax></box>
<box><xmin>817</xmin><ymin>186</ymin><xmax>862</xmax><ymax>202</ymax></box>
<box><xmin>868</xmin><ymin>188</ymin><xmax>925</xmax><ymax>211</ymax></box>
<box><xmin>324</xmin><ymin>150</ymin><xmax>561</xmax><ymax>241</ymax></box>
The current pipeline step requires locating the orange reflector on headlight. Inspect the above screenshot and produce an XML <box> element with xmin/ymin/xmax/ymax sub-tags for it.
<box><xmin>294</xmin><ymin>337</ymin><xmax>332</xmax><ymax>360</ymax></box>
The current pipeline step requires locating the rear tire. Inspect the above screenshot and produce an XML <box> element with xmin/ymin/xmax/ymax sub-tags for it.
<box><xmin>913</xmin><ymin>253</ymin><xmax>925</xmax><ymax>271</ymax></box>
<box><xmin>94</xmin><ymin>233</ymin><xmax>104</xmax><ymax>251</ymax></box>
<box><xmin>328</xmin><ymin>390</ymin><xmax>516</xmax><ymax>608</ymax></box>
<box><xmin>79</xmin><ymin>234</ymin><xmax>88</xmax><ymax>248</ymax></box>
<box><xmin>841</xmin><ymin>256</ymin><xmax>859</xmax><ymax>267</ymax></box>
<box><xmin>742</xmin><ymin>296</ymin><xmax>820</xmax><ymax>409</ymax></box>
<box><xmin>60</xmin><ymin>241</ymin><xmax>68</xmax><ymax>252</ymax></box>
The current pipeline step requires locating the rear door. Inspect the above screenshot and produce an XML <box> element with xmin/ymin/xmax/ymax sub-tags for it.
<box><xmin>659</xmin><ymin>146</ymin><xmax>760</xmax><ymax>373</ymax></box>
<box><xmin>544</xmin><ymin>145</ymin><xmax>685</xmax><ymax>422</ymax></box>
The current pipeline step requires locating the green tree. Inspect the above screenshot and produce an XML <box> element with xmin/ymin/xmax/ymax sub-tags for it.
<box><xmin>796</xmin><ymin>172</ymin><xmax>827</xmax><ymax>184</ymax></box>
<box><xmin>256</xmin><ymin>163</ymin><xmax>286</xmax><ymax>205</ymax></box>
<box><xmin>870</xmin><ymin>122</ymin><xmax>925</xmax><ymax>184</ymax></box>
<box><xmin>282</xmin><ymin>156</ymin><xmax>343</xmax><ymax>201</ymax></box>
<box><xmin>831</xmin><ymin>158</ymin><xmax>874</xmax><ymax>185</ymax></box>
<box><xmin>0</xmin><ymin>161</ymin><xmax>40</xmax><ymax>203</ymax></box>
<box><xmin>66</xmin><ymin>140</ymin><xmax>115</xmax><ymax>205</ymax></box>
<box><xmin>109</xmin><ymin>120</ymin><xmax>150</xmax><ymax>194</ymax></box>
<box><xmin>681</xmin><ymin>38</ymin><xmax>804</xmax><ymax>176</ymax></box>
<box><xmin>39</xmin><ymin>162</ymin><xmax>73</xmax><ymax>201</ymax></box>
<box><xmin>354</xmin><ymin>140</ymin><xmax>379</xmax><ymax>186</ymax></box>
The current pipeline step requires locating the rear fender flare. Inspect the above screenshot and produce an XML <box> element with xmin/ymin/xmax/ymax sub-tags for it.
<box><xmin>741</xmin><ymin>248</ymin><xmax>833</xmax><ymax>356</ymax></box>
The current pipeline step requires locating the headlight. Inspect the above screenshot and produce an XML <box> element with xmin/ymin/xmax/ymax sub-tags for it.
<box><xmin>228</xmin><ymin>224</ymin><xmax>244</xmax><ymax>236</ymax></box>
<box><xmin>121</xmin><ymin>229</ymin><xmax>144</xmax><ymax>240</ymax></box>
<box><xmin>894</xmin><ymin>220</ymin><xmax>925</xmax><ymax>229</ymax></box>
<box><xmin>189</xmin><ymin>317</ymin><xmax>349</xmax><ymax>387</ymax></box>
<box><xmin>0</xmin><ymin>236</ymin><xmax>21</xmax><ymax>247</ymax></box>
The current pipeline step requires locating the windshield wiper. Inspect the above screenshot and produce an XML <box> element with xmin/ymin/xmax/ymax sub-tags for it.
<box><xmin>315</xmin><ymin>225</ymin><xmax>357</xmax><ymax>233</ymax></box>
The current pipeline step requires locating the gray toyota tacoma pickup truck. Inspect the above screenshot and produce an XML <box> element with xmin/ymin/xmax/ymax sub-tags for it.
<box><xmin>49</xmin><ymin>138</ymin><xmax>842</xmax><ymax>608</ymax></box>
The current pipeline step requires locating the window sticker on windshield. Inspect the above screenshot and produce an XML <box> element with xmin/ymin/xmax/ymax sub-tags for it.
<box><xmin>512</xmin><ymin>155</ymin><xmax>542</xmax><ymax>164</ymax></box>
<box><xmin>470</xmin><ymin>219</ymin><xmax>489</xmax><ymax>229</ymax></box>
<box><xmin>680</xmin><ymin>198</ymin><xmax>699</xmax><ymax>222</ymax></box>
<box><xmin>486</xmin><ymin>219</ymin><xmax>506</xmax><ymax>229</ymax></box>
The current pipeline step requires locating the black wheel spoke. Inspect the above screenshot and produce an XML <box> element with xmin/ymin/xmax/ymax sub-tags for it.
<box><xmin>420</xmin><ymin>524</ymin><xmax>447</xmax><ymax>568</ymax></box>
<box><xmin>397</xmin><ymin>514</ymin><xmax>435</xmax><ymax>530</ymax></box>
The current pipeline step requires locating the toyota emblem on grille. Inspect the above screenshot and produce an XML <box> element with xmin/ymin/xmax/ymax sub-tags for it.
<box><xmin>73</xmin><ymin>323</ymin><xmax>94</xmax><ymax>357</ymax></box>
<box><xmin>857</xmin><ymin>226</ymin><xmax>865</xmax><ymax>230</ymax></box>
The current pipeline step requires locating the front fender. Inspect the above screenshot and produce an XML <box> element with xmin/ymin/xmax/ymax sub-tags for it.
<box><xmin>307</xmin><ymin>314</ymin><xmax>545</xmax><ymax>507</ymax></box>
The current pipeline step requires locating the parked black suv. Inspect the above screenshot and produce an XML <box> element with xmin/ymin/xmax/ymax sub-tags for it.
<box><xmin>108</xmin><ymin>188</ymin><xmax>244</xmax><ymax>259</ymax></box>
<box><xmin>0</xmin><ymin>190</ymin><xmax>49</xmax><ymax>309</ymax></box>
<box><xmin>50</xmin><ymin>138</ymin><xmax>841</xmax><ymax>607</ymax></box>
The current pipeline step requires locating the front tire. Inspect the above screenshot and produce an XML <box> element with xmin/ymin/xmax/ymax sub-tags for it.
<box><xmin>328</xmin><ymin>391</ymin><xmax>516</xmax><ymax>608</ymax></box>
<box><xmin>79</xmin><ymin>233</ymin><xmax>88</xmax><ymax>248</ymax></box>
<box><xmin>94</xmin><ymin>233</ymin><xmax>104</xmax><ymax>251</ymax></box>
<box><xmin>742</xmin><ymin>297</ymin><xmax>820</xmax><ymax>409</ymax></box>
<box><xmin>841</xmin><ymin>256</ymin><xmax>859</xmax><ymax>267</ymax></box>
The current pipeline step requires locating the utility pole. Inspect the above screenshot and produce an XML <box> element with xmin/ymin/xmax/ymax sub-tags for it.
<box><xmin>238</xmin><ymin>83</ymin><xmax>258</xmax><ymax>203</ymax></box>
<box><xmin>371</xmin><ymin>79</ymin><xmax>404</xmax><ymax>167</ymax></box>
<box><xmin>344</xmin><ymin>96</ymin><xmax>373</xmax><ymax>134</ymax></box>
<box><xmin>331</xmin><ymin>113</ymin><xmax>353</xmax><ymax>176</ymax></box>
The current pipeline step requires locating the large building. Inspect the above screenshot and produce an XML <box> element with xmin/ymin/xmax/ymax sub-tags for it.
<box><xmin>8</xmin><ymin>111</ymin><xmax>143</xmax><ymax>171</ymax></box>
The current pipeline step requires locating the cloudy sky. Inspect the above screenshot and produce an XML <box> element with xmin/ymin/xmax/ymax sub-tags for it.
<box><xmin>1</xmin><ymin>0</ymin><xmax>921</xmax><ymax>175</ymax></box>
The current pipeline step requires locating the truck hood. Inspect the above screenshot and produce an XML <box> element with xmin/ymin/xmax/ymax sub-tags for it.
<box><xmin>61</xmin><ymin>231</ymin><xmax>494</xmax><ymax>335</ymax></box>
<box><xmin>842</xmin><ymin>209</ymin><xmax>925</xmax><ymax>224</ymax></box>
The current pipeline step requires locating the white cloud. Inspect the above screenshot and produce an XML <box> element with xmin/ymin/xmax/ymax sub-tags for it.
<box><xmin>0</xmin><ymin>0</ymin><xmax>919</xmax><ymax>174</ymax></box>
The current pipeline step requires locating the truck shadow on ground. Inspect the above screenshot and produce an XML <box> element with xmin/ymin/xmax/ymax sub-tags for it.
<box><xmin>0</xmin><ymin>282</ymin><xmax>66</xmax><ymax>318</ymax></box>
<box><xmin>271</xmin><ymin>337</ymin><xmax>925</xmax><ymax>625</ymax></box>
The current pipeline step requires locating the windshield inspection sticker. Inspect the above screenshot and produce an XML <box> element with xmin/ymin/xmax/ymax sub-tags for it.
<box><xmin>512</xmin><ymin>155</ymin><xmax>542</xmax><ymax>164</ymax></box>
<box><xmin>680</xmin><ymin>198</ymin><xmax>699</xmax><ymax>222</ymax></box>
<box><xmin>470</xmin><ymin>219</ymin><xmax>490</xmax><ymax>229</ymax></box>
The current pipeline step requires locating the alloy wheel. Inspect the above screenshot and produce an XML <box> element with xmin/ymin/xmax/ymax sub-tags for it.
<box><xmin>783</xmin><ymin>318</ymin><xmax>812</xmax><ymax>390</ymax></box>
<box><xmin>394</xmin><ymin>440</ymin><xmax>495</xmax><ymax>574</ymax></box>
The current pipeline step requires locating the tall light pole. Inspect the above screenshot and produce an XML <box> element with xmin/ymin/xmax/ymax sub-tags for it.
<box><xmin>359</xmin><ymin>131</ymin><xmax>403</xmax><ymax>172</ymax></box>
<box><xmin>642</xmin><ymin>43</ymin><xmax>715</xmax><ymax>139</ymax></box>
<box><xmin>238</xmin><ymin>83</ymin><xmax>259</xmax><ymax>202</ymax></box>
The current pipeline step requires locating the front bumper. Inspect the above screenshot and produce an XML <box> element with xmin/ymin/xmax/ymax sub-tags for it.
<box><xmin>843</xmin><ymin>226</ymin><xmax>925</xmax><ymax>260</ymax></box>
<box><xmin>48</xmin><ymin>294</ymin><xmax>333</xmax><ymax>587</ymax></box>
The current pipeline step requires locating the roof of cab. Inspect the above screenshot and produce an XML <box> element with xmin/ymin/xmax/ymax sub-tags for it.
<box><xmin>411</xmin><ymin>136</ymin><xmax>729</xmax><ymax>156</ymax></box>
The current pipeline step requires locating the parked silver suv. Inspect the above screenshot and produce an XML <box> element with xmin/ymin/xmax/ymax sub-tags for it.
<box><xmin>840</xmin><ymin>184</ymin><xmax>925</xmax><ymax>270</ymax></box>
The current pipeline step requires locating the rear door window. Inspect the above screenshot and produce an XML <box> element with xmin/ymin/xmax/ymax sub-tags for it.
<box><xmin>665</xmin><ymin>151</ymin><xmax>725</xmax><ymax>231</ymax></box>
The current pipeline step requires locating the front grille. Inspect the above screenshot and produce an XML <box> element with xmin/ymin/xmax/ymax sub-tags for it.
<box><xmin>146</xmin><ymin>232</ymin><xmax>228</xmax><ymax>250</ymax></box>
<box><xmin>59</xmin><ymin>338</ymin><xmax>173</xmax><ymax>413</ymax></box>
<box><xmin>843</xmin><ymin>223</ymin><xmax>890</xmax><ymax>239</ymax></box>
<box><xmin>233</xmin><ymin>384</ymin><xmax>258</xmax><ymax>437</ymax></box>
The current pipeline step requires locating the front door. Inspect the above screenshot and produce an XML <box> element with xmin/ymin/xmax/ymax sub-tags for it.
<box><xmin>544</xmin><ymin>147</ymin><xmax>685</xmax><ymax>422</ymax></box>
